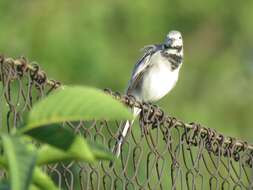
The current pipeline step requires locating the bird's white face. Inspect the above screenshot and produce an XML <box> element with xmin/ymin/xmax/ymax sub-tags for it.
<box><xmin>165</xmin><ymin>31</ymin><xmax>183</xmax><ymax>49</ymax></box>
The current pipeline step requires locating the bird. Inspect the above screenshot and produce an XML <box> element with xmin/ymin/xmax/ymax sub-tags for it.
<box><xmin>110</xmin><ymin>30</ymin><xmax>184</xmax><ymax>166</ymax></box>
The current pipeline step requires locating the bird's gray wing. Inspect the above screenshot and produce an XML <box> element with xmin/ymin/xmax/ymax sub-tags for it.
<box><xmin>127</xmin><ymin>44</ymin><xmax>162</xmax><ymax>93</ymax></box>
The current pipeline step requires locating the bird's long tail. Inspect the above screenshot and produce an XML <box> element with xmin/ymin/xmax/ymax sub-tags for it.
<box><xmin>110</xmin><ymin>107</ymin><xmax>140</xmax><ymax>166</ymax></box>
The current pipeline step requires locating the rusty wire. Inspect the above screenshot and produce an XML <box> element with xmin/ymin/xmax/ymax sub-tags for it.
<box><xmin>0</xmin><ymin>54</ymin><xmax>253</xmax><ymax>190</ymax></box>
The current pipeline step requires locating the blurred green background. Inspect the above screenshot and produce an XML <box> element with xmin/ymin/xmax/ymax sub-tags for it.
<box><xmin>0</xmin><ymin>0</ymin><xmax>253</xmax><ymax>142</ymax></box>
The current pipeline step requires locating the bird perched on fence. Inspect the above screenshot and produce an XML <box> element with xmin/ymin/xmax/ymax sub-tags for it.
<box><xmin>110</xmin><ymin>31</ymin><xmax>184</xmax><ymax>166</ymax></box>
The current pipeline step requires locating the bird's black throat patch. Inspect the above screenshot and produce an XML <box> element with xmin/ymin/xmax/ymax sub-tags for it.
<box><xmin>161</xmin><ymin>50</ymin><xmax>183</xmax><ymax>70</ymax></box>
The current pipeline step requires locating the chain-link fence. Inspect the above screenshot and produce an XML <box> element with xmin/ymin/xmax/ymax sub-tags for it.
<box><xmin>0</xmin><ymin>55</ymin><xmax>253</xmax><ymax>190</ymax></box>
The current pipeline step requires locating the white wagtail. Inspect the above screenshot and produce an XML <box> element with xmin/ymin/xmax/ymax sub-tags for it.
<box><xmin>111</xmin><ymin>30</ymin><xmax>184</xmax><ymax>163</ymax></box>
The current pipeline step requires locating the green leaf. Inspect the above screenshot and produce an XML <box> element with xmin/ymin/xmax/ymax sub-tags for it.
<box><xmin>32</xmin><ymin>167</ymin><xmax>58</xmax><ymax>190</ymax></box>
<box><xmin>29</xmin><ymin>184</ymin><xmax>42</xmax><ymax>190</ymax></box>
<box><xmin>36</xmin><ymin>145</ymin><xmax>74</xmax><ymax>165</ymax></box>
<box><xmin>25</xmin><ymin>125</ymin><xmax>114</xmax><ymax>164</ymax></box>
<box><xmin>23</xmin><ymin>124</ymin><xmax>113</xmax><ymax>164</ymax></box>
<box><xmin>38</xmin><ymin>135</ymin><xmax>94</xmax><ymax>163</ymax></box>
<box><xmin>2</xmin><ymin>135</ymin><xmax>37</xmax><ymax>190</ymax></box>
<box><xmin>25</xmin><ymin>124</ymin><xmax>75</xmax><ymax>150</ymax></box>
<box><xmin>26</xmin><ymin>86</ymin><xmax>132</xmax><ymax>129</ymax></box>
<box><xmin>24</xmin><ymin>124</ymin><xmax>94</xmax><ymax>162</ymax></box>
<box><xmin>0</xmin><ymin>157</ymin><xmax>58</xmax><ymax>190</ymax></box>
<box><xmin>36</xmin><ymin>141</ymin><xmax>113</xmax><ymax>165</ymax></box>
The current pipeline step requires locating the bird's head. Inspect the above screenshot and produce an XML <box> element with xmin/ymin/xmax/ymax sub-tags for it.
<box><xmin>164</xmin><ymin>31</ymin><xmax>183</xmax><ymax>51</ymax></box>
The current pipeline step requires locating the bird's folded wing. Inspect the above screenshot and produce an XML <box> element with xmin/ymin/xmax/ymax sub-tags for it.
<box><xmin>127</xmin><ymin>44</ymin><xmax>161</xmax><ymax>93</ymax></box>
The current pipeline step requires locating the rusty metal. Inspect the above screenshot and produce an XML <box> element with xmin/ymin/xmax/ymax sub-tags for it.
<box><xmin>1</xmin><ymin>55</ymin><xmax>253</xmax><ymax>189</ymax></box>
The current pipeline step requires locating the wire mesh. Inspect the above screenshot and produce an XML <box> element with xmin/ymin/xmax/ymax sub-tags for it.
<box><xmin>0</xmin><ymin>55</ymin><xmax>253</xmax><ymax>190</ymax></box>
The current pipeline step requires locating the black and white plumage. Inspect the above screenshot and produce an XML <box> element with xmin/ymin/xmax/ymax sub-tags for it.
<box><xmin>111</xmin><ymin>31</ymin><xmax>184</xmax><ymax>164</ymax></box>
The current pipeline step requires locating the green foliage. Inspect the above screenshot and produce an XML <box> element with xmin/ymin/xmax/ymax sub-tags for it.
<box><xmin>0</xmin><ymin>85</ymin><xmax>131</xmax><ymax>190</ymax></box>
<box><xmin>27</xmin><ymin>86</ymin><xmax>132</xmax><ymax>129</ymax></box>
<box><xmin>36</xmin><ymin>142</ymin><xmax>113</xmax><ymax>166</ymax></box>
<box><xmin>2</xmin><ymin>135</ymin><xmax>36</xmax><ymax>190</ymax></box>
<box><xmin>32</xmin><ymin>167</ymin><xmax>58</xmax><ymax>190</ymax></box>
<box><xmin>25</xmin><ymin>124</ymin><xmax>100</xmax><ymax>162</ymax></box>
<box><xmin>25</xmin><ymin>124</ymin><xmax>113</xmax><ymax>161</ymax></box>
<box><xmin>25</xmin><ymin>124</ymin><xmax>76</xmax><ymax>150</ymax></box>
<box><xmin>36</xmin><ymin>145</ymin><xmax>82</xmax><ymax>165</ymax></box>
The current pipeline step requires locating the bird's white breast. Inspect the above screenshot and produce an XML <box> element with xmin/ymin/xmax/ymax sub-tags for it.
<box><xmin>141</xmin><ymin>52</ymin><xmax>179</xmax><ymax>102</ymax></box>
